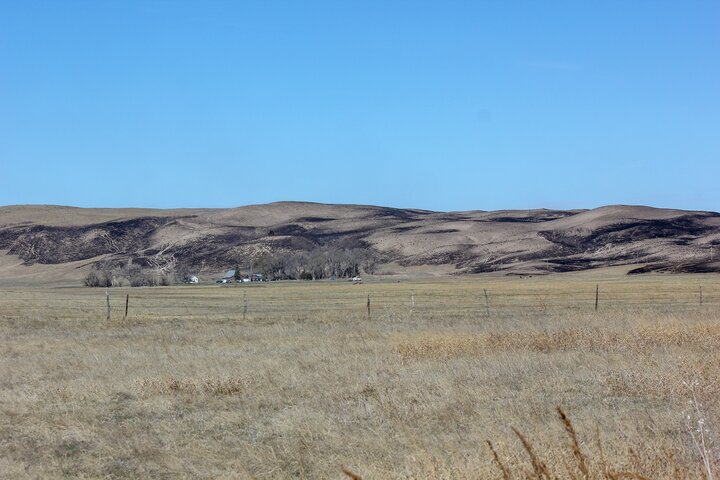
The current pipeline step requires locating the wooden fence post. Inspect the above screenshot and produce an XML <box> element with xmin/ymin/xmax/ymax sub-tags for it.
<box><xmin>367</xmin><ymin>294</ymin><xmax>371</xmax><ymax>320</ymax></box>
<box><xmin>483</xmin><ymin>288</ymin><xmax>490</xmax><ymax>316</ymax></box>
<box><xmin>595</xmin><ymin>284</ymin><xmax>599</xmax><ymax>312</ymax></box>
<box><xmin>243</xmin><ymin>291</ymin><xmax>248</xmax><ymax>320</ymax></box>
<box><xmin>124</xmin><ymin>294</ymin><xmax>129</xmax><ymax>320</ymax></box>
<box><xmin>409</xmin><ymin>290</ymin><xmax>415</xmax><ymax>317</ymax></box>
<box><xmin>106</xmin><ymin>288</ymin><xmax>111</xmax><ymax>321</ymax></box>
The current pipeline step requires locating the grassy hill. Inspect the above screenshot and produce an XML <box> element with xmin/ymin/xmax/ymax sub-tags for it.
<box><xmin>0</xmin><ymin>202</ymin><xmax>718</xmax><ymax>285</ymax></box>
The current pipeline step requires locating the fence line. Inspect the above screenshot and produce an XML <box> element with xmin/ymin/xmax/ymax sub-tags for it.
<box><xmin>2</xmin><ymin>283</ymin><xmax>717</xmax><ymax>320</ymax></box>
<box><xmin>102</xmin><ymin>287</ymin><xmax>718</xmax><ymax>319</ymax></box>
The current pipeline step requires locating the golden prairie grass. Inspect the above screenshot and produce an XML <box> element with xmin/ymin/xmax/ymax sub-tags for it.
<box><xmin>396</xmin><ymin>323</ymin><xmax>720</xmax><ymax>360</ymax></box>
<box><xmin>134</xmin><ymin>375</ymin><xmax>257</xmax><ymax>396</ymax></box>
<box><xmin>0</xmin><ymin>271</ymin><xmax>719</xmax><ymax>478</ymax></box>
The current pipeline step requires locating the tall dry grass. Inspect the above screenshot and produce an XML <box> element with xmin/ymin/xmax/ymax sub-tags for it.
<box><xmin>0</xmin><ymin>273</ymin><xmax>719</xmax><ymax>478</ymax></box>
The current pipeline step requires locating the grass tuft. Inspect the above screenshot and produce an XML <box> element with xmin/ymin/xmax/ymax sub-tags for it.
<box><xmin>341</xmin><ymin>466</ymin><xmax>363</xmax><ymax>479</ymax></box>
<box><xmin>134</xmin><ymin>375</ymin><xmax>255</xmax><ymax>396</ymax></box>
<box><xmin>485</xmin><ymin>440</ymin><xmax>511</xmax><ymax>480</ymax></box>
<box><xmin>558</xmin><ymin>406</ymin><xmax>590</xmax><ymax>480</ymax></box>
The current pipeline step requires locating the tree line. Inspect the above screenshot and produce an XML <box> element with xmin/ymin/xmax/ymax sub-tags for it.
<box><xmin>83</xmin><ymin>260</ymin><xmax>176</xmax><ymax>287</ymax></box>
<box><xmin>83</xmin><ymin>247</ymin><xmax>379</xmax><ymax>286</ymax></box>
<box><xmin>253</xmin><ymin>247</ymin><xmax>378</xmax><ymax>281</ymax></box>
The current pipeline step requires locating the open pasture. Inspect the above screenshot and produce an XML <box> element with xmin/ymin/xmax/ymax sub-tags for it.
<box><xmin>1</xmin><ymin>271</ymin><xmax>719</xmax><ymax>478</ymax></box>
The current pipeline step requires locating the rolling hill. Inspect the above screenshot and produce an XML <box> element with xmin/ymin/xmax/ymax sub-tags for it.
<box><xmin>0</xmin><ymin>202</ymin><xmax>719</xmax><ymax>285</ymax></box>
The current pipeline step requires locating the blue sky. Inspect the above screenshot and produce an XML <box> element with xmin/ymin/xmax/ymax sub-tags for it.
<box><xmin>1</xmin><ymin>1</ymin><xmax>718</xmax><ymax>212</ymax></box>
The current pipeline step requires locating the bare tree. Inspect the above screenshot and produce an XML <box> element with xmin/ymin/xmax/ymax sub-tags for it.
<box><xmin>363</xmin><ymin>255</ymin><xmax>378</xmax><ymax>274</ymax></box>
<box><xmin>289</xmin><ymin>252</ymin><xmax>308</xmax><ymax>280</ymax></box>
<box><xmin>235</xmin><ymin>247</ymin><xmax>379</xmax><ymax>281</ymax></box>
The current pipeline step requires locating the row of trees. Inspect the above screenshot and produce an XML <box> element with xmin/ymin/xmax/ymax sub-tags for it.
<box><xmin>84</xmin><ymin>258</ymin><xmax>177</xmax><ymax>287</ymax></box>
<box><xmin>252</xmin><ymin>247</ymin><xmax>378</xmax><ymax>281</ymax></box>
<box><xmin>83</xmin><ymin>247</ymin><xmax>380</xmax><ymax>286</ymax></box>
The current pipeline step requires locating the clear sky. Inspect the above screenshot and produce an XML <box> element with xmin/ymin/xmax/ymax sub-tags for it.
<box><xmin>1</xmin><ymin>1</ymin><xmax>718</xmax><ymax>212</ymax></box>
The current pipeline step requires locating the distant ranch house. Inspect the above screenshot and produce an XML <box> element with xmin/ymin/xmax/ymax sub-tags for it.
<box><xmin>216</xmin><ymin>269</ymin><xmax>237</xmax><ymax>284</ymax></box>
<box><xmin>215</xmin><ymin>269</ymin><xmax>263</xmax><ymax>283</ymax></box>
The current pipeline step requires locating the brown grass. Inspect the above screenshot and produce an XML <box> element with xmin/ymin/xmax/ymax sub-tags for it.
<box><xmin>557</xmin><ymin>406</ymin><xmax>590</xmax><ymax>479</ymax></box>
<box><xmin>481</xmin><ymin>408</ymin><xmax>687</xmax><ymax>479</ymax></box>
<box><xmin>134</xmin><ymin>375</ymin><xmax>256</xmax><ymax>396</ymax></box>
<box><xmin>1</xmin><ymin>272</ymin><xmax>719</xmax><ymax>478</ymax></box>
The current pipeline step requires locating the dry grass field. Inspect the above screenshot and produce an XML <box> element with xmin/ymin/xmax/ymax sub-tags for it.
<box><xmin>1</xmin><ymin>270</ymin><xmax>719</xmax><ymax>478</ymax></box>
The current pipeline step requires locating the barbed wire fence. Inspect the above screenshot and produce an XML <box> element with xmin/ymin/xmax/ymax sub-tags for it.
<box><xmin>91</xmin><ymin>281</ymin><xmax>720</xmax><ymax>322</ymax></box>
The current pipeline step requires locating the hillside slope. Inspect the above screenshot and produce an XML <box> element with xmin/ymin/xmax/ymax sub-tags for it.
<box><xmin>0</xmin><ymin>202</ymin><xmax>718</xmax><ymax>284</ymax></box>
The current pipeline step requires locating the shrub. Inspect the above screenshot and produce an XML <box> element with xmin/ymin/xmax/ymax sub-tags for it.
<box><xmin>129</xmin><ymin>273</ymin><xmax>157</xmax><ymax>287</ymax></box>
<box><xmin>83</xmin><ymin>269</ymin><xmax>112</xmax><ymax>287</ymax></box>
